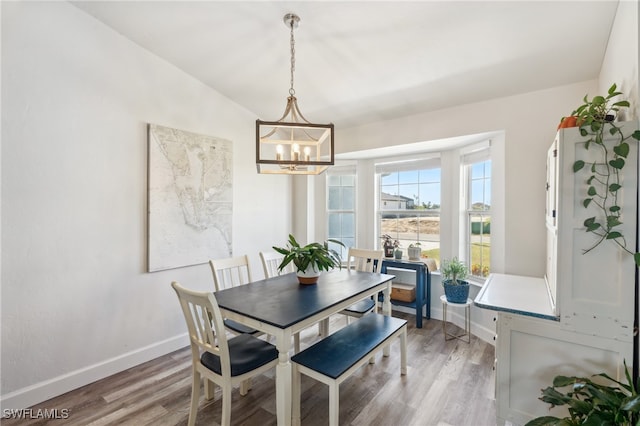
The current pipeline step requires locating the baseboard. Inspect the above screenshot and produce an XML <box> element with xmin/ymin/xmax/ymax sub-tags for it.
<box><xmin>0</xmin><ymin>333</ymin><xmax>189</xmax><ymax>410</ymax></box>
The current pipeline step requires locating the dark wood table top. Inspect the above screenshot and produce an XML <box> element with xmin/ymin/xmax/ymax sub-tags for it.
<box><xmin>215</xmin><ymin>269</ymin><xmax>394</xmax><ymax>329</ymax></box>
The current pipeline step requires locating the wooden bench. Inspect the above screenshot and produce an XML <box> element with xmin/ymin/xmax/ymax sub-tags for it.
<box><xmin>291</xmin><ymin>313</ymin><xmax>407</xmax><ymax>426</ymax></box>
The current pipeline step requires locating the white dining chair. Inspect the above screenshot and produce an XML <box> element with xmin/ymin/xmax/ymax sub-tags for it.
<box><xmin>171</xmin><ymin>281</ymin><xmax>278</xmax><ymax>426</ymax></box>
<box><xmin>339</xmin><ymin>248</ymin><xmax>385</xmax><ymax>323</ymax></box>
<box><xmin>209</xmin><ymin>255</ymin><xmax>263</xmax><ymax>336</ymax></box>
<box><xmin>259</xmin><ymin>250</ymin><xmax>294</xmax><ymax>278</ymax></box>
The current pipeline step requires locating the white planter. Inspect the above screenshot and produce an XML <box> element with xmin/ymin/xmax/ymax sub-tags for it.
<box><xmin>296</xmin><ymin>266</ymin><xmax>321</xmax><ymax>285</ymax></box>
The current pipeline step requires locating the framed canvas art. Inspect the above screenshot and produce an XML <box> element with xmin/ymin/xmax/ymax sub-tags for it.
<box><xmin>147</xmin><ymin>123</ymin><xmax>232</xmax><ymax>272</ymax></box>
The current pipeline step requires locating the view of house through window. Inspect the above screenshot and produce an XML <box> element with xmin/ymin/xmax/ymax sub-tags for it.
<box><xmin>327</xmin><ymin>172</ymin><xmax>355</xmax><ymax>259</ymax></box>
<box><xmin>378</xmin><ymin>163</ymin><xmax>441</xmax><ymax>265</ymax></box>
<box><xmin>467</xmin><ymin>159</ymin><xmax>491</xmax><ymax>278</ymax></box>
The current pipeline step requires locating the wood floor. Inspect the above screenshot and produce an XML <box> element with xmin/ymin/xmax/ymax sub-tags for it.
<box><xmin>5</xmin><ymin>312</ymin><xmax>497</xmax><ymax>426</ymax></box>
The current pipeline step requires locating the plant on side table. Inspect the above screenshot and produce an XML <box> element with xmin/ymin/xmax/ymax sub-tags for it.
<box><xmin>441</xmin><ymin>257</ymin><xmax>470</xmax><ymax>303</ymax></box>
<box><xmin>273</xmin><ymin>234</ymin><xmax>345</xmax><ymax>285</ymax></box>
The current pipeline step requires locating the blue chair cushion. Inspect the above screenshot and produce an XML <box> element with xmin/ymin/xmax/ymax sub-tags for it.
<box><xmin>223</xmin><ymin>318</ymin><xmax>260</xmax><ymax>335</ymax></box>
<box><xmin>343</xmin><ymin>298</ymin><xmax>376</xmax><ymax>315</ymax></box>
<box><xmin>200</xmin><ymin>333</ymin><xmax>278</xmax><ymax>377</ymax></box>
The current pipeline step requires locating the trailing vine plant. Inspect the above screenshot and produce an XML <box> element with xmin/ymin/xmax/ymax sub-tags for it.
<box><xmin>571</xmin><ymin>84</ymin><xmax>640</xmax><ymax>266</ymax></box>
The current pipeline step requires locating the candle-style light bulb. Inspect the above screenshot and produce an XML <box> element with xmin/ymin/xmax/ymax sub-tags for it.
<box><xmin>276</xmin><ymin>144</ymin><xmax>283</xmax><ymax>161</ymax></box>
<box><xmin>303</xmin><ymin>146</ymin><xmax>311</xmax><ymax>162</ymax></box>
<box><xmin>292</xmin><ymin>143</ymin><xmax>300</xmax><ymax>161</ymax></box>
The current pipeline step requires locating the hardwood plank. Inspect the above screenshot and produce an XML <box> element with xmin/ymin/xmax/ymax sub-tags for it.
<box><xmin>2</xmin><ymin>312</ymin><xmax>497</xmax><ymax>426</ymax></box>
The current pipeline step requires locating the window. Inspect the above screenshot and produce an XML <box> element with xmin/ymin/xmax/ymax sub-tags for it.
<box><xmin>377</xmin><ymin>159</ymin><xmax>441</xmax><ymax>264</ymax></box>
<box><xmin>464</xmin><ymin>152</ymin><xmax>491</xmax><ymax>279</ymax></box>
<box><xmin>327</xmin><ymin>170</ymin><xmax>356</xmax><ymax>259</ymax></box>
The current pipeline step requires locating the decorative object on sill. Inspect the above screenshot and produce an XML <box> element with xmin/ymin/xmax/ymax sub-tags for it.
<box><xmin>272</xmin><ymin>234</ymin><xmax>345</xmax><ymax>285</ymax></box>
<box><xmin>256</xmin><ymin>13</ymin><xmax>334</xmax><ymax>175</ymax></box>
<box><xmin>570</xmin><ymin>84</ymin><xmax>640</xmax><ymax>267</ymax></box>
<box><xmin>394</xmin><ymin>248</ymin><xmax>403</xmax><ymax>260</ymax></box>
<box><xmin>407</xmin><ymin>242</ymin><xmax>422</xmax><ymax>261</ymax></box>
<box><xmin>381</xmin><ymin>234</ymin><xmax>399</xmax><ymax>258</ymax></box>
<box><xmin>441</xmin><ymin>257</ymin><xmax>470</xmax><ymax>303</ymax></box>
<box><xmin>525</xmin><ymin>360</ymin><xmax>638</xmax><ymax>426</ymax></box>
<box><xmin>423</xmin><ymin>257</ymin><xmax>438</xmax><ymax>272</ymax></box>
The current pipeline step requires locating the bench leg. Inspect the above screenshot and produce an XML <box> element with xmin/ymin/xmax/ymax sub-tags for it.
<box><xmin>292</xmin><ymin>364</ymin><xmax>301</xmax><ymax>426</ymax></box>
<box><xmin>400</xmin><ymin>326</ymin><xmax>407</xmax><ymax>375</ymax></box>
<box><xmin>329</xmin><ymin>382</ymin><xmax>339</xmax><ymax>426</ymax></box>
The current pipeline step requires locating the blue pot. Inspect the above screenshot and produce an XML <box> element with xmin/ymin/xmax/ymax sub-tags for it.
<box><xmin>443</xmin><ymin>280</ymin><xmax>470</xmax><ymax>303</ymax></box>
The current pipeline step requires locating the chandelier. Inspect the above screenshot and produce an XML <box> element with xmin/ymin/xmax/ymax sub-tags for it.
<box><xmin>256</xmin><ymin>13</ymin><xmax>334</xmax><ymax>175</ymax></box>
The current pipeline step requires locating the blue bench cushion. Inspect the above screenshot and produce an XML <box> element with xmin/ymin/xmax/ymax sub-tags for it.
<box><xmin>343</xmin><ymin>298</ymin><xmax>376</xmax><ymax>315</ymax></box>
<box><xmin>291</xmin><ymin>314</ymin><xmax>406</xmax><ymax>379</ymax></box>
<box><xmin>201</xmin><ymin>333</ymin><xmax>278</xmax><ymax>377</ymax></box>
<box><xmin>224</xmin><ymin>318</ymin><xmax>260</xmax><ymax>335</ymax></box>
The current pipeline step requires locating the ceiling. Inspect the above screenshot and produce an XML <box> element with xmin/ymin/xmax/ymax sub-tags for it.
<box><xmin>71</xmin><ymin>1</ymin><xmax>619</xmax><ymax>130</ymax></box>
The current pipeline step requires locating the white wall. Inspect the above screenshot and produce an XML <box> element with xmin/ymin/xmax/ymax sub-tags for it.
<box><xmin>1</xmin><ymin>2</ymin><xmax>290</xmax><ymax>408</ymax></box>
<box><xmin>326</xmin><ymin>81</ymin><xmax>598</xmax><ymax>278</ymax></box>
<box><xmin>600</xmin><ymin>0</ymin><xmax>639</xmax><ymax>121</ymax></box>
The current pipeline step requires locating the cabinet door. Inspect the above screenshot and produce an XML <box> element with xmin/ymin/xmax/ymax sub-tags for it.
<box><xmin>556</xmin><ymin>121</ymin><xmax>638</xmax><ymax>340</ymax></box>
<box><xmin>545</xmin><ymin>137</ymin><xmax>558</xmax><ymax>228</ymax></box>
<box><xmin>495</xmin><ymin>313</ymin><xmax>631</xmax><ymax>426</ymax></box>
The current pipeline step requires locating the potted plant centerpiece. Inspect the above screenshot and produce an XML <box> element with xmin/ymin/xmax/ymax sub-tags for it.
<box><xmin>441</xmin><ymin>257</ymin><xmax>470</xmax><ymax>303</ymax></box>
<box><xmin>273</xmin><ymin>234</ymin><xmax>345</xmax><ymax>284</ymax></box>
<box><xmin>408</xmin><ymin>242</ymin><xmax>422</xmax><ymax>261</ymax></box>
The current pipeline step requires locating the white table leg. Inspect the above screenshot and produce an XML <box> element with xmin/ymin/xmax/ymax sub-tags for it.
<box><xmin>382</xmin><ymin>282</ymin><xmax>392</xmax><ymax>356</ymax></box>
<box><xmin>275</xmin><ymin>331</ymin><xmax>293</xmax><ymax>426</ymax></box>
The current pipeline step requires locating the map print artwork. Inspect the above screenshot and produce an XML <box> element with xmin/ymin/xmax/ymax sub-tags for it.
<box><xmin>148</xmin><ymin>124</ymin><xmax>232</xmax><ymax>271</ymax></box>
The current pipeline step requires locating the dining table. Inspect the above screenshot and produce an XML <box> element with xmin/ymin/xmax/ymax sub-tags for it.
<box><xmin>214</xmin><ymin>268</ymin><xmax>395</xmax><ymax>426</ymax></box>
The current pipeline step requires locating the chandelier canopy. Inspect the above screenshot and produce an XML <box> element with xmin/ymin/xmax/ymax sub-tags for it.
<box><xmin>256</xmin><ymin>13</ymin><xmax>334</xmax><ymax>175</ymax></box>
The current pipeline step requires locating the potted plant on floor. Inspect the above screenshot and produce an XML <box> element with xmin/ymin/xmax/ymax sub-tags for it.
<box><xmin>525</xmin><ymin>361</ymin><xmax>639</xmax><ymax>426</ymax></box>
<box><xmin>441</xmin><ymin>257</ymin><xmax>470</xmax><ymax>303</ymax></box>
<box><xmin>273</xmin><ymin>234</ymin><xmax>345</xmax><ymax>284</ymax></box>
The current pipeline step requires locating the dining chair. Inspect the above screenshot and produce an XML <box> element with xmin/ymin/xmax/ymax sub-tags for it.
<box><xmin>209</xmin><ymin>255</ymin><xmax>262</xmax><ymax>336</ymax></box>
<box><xmin>259</xmin><ymin>250</ymin><xmax>294</xmax><ymax>278</ymax></box>
<box><xmin>171</xmin><ymin>281</ymin><xmax>278</xmax><ymax>426</ymax></box>
<box><xmin>339</xmin><ymin>248</ymin><xmax>385</xmax><ymax>323</ymax></box>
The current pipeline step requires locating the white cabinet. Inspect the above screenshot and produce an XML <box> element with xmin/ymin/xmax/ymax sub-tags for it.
<box><xmin>495</xmin><ymin>313</ymin><xmax>632</xmax><ymax>426</ymax></box>
<box><xmin>476</xmin><ymin>120</ymin><xmax>639</xmax><ymax>425</ymax></box>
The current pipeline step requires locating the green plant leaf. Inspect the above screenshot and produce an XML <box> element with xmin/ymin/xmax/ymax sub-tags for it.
<box><xmin>609</xmin><ymin>205</ymin><xmax>620</xmax><ymax>212</ymax></box>
<box><xmin>613</xmin><ymin>142</ymin><xmax>629</xmax><ymax>158</ymax></box>
<box><xmin>586</xmin><ymin>176</ymin><xmax>595</xmax><ymax>184</ymax></box>
<box><xmin>632</xmin><ymin>130</ymin><xmax>640</xmax><ymax>141</ymax></box>
<box><xmin>634</xmin><ymin>252</ymin><xmax>640</xmax><ymax>267</ymax></box>
<box><xmin>592</xmin><ymin>95</ymin><xmax>606</xmax><ymax>105</ymax></box>
<box><xmin>607</xmin><ymin>216</ymin><xmax>622</xmax><ymax>227</ymax></box>
<box><xmin>583</xmin><ymin>198</ymin><xmax>592</xmax><ymax>208</ymax></box>
<box><xmin>609</xmin><ymin>158</ymin><xmax>625</xmax><ymax>169</ymax></box>
<box><xmin>587</xmin><ymin>186</ymin><xmax>597</xmax><ymax>196</ymax></box>
<box><xmin>591</xmin><ymin>163</ymin><xmax>597</xmax><ymax>173</ymax></box>
<box><xmin>524</xmin><ymin>417</ymin><xmax>562</xmax><ymax>426</ymax></box>
<box><xmin>606</xmin><ymin>231</ymin><xmax>622</xmax><ymax>240</ymax></box>
<box><xmin>573</xmin><ymin>160</ymin><xmax>585</xmax><ymax>172</ymax></box>
<box><xmin>580</xmin><ymin>128</ymin><xmax>589</xmax><ymax>137</ymax></box>
<box><xmin>612</xmin><ymin>100</ymin><xmax>630</xmax><ymax>108</ymax></box>
<box><xmin>607</xmin><ymin>83</ymin><xmax>617</xmax><ymax>95</ymax></box>
<box><xmin>609</xmin><ymin>183</ymin><xmax>621</xmax><ymax>192</ymax></box>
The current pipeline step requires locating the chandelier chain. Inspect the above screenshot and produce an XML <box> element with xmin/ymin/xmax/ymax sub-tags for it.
<box><xmin>289</xmin><ymin>19</ymin><xmax>296</xmax><ymax>96</ymax></box>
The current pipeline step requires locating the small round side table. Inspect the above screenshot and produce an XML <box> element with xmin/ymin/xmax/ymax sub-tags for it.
<box><xmin>440</xmin><ymin>295</ymin><xmax>472</xmax><ymax>343</ymax></box>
